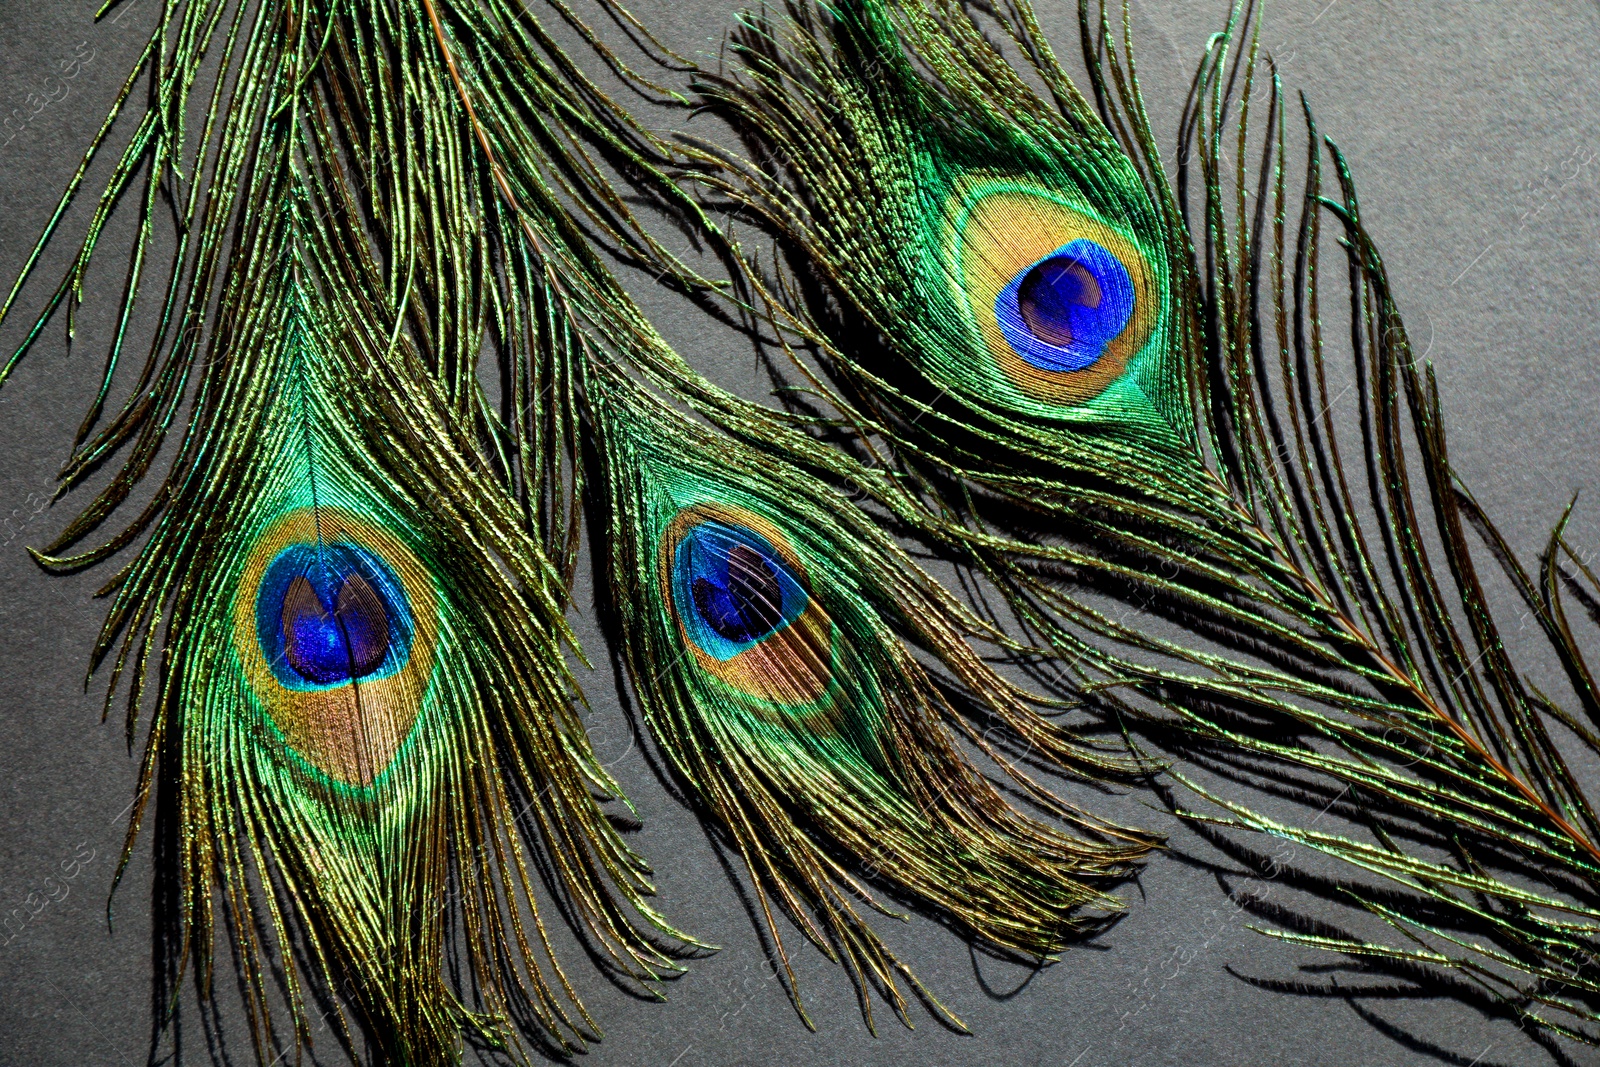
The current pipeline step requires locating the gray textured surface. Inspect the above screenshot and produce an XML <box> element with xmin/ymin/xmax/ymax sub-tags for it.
<box><xmin>1</xmin><ymin>1</ymin><xmax>1598</xmax><ymax>1064</ymax></box>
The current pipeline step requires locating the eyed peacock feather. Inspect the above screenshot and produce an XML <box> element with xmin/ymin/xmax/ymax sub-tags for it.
<box><xmin>680</xmin><ymin>0</ymin><xmax>1600</xmax><ymax>1047</ymax></box>
<box><xmin>691</xmin><ymin>0</ymin><xmax>1197</xmax><ymax>457</ymax></box>
<box><xmin>0</xmin><ymin>0</ymin><xmax>704</xmax><ymax>1062</ymax></box>
<box><xmin>382</xmin><ymin>0</ymin><xmax>1169</xmax><ymax>1026</ymax></box>
<box><xmin>584</xmin><ymin>365</ymin><xmax>1153</xmax><ymax>1028</ymax></box>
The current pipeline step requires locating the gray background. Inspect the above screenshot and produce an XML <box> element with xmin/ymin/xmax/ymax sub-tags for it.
<box><xmin>2</xmin><ymin>1</ymin><xmax>1599</xmax><ymax>1064</ymax></box>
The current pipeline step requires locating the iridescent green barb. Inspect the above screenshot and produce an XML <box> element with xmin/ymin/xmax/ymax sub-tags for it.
<box><xmin>684</xmin><ymin>0</ymin><xmax>1600</xmax><ymax>1046</ymax></box>
<box><xmin>0</xmin><ymin>1</ymin><xmax>698</xmax><ymax>1062</ymax></box>
<box><xmin>691</xmin><ymin>0</ymin><xmax>1198</xmax><ymax>457</ymax></box>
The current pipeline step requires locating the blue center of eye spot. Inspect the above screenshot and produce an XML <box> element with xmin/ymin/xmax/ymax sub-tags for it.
<box><xmin>254</xmin><ymin>541</ymin><xmax>415</xmax><ymax>690</ymax></box>
<box><xmin>692</xmin><ymin>542</ymin><xmax>786</xmax><ymax>642</ymax></box>
<box><xmin>671</xmin><ymin>520</ymin><xmax>808</xmax><ymax>661</ymax></box>
<box><xmin>994</xmin><ymin>238</ymin><xmax>1135</xmax><ymax>373</ymax></box>
<box><xmin>280</xmin><ymin>572</ymin><xmax>389</xmax><ymax>684</ymax></box>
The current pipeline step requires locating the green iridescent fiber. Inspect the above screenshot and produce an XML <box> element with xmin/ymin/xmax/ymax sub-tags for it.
<box><xmin>685</xmin><ymin>0</ymin><xmax>1600</xmax><ymax>1046</ymax></box>
<box><xmin>693</xmin><ymin>0</ymin><xmax>1198</xmax><ymax>453</ymax></box>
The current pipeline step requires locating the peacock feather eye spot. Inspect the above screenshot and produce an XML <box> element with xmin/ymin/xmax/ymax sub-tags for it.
<box><xmin>281</xmin><ymin>573</ymin><xmax>391</xmax><ymax>684</ymax></box>
<box><xmin>691</xmin><ymin>542</ymin><xmax>786</xmax><ymax>642</ymax></box>
<box><xmin>993</xmin><ymin>238</ymin><xmax>1136</xmax><ymax>373</ymax></box>
<box><xmin>661</xmin><ymin>505</ymin><xmax>839</xmax><ymax>710</ymax></box>
<box><xmin>234</xmin><ymin>511</ymin><xmax>437</xmax><ymax>785</ymax></box>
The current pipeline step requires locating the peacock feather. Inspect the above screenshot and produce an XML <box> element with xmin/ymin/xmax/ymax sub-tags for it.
<box><xmin>679</xmin><ymin>0</ymin><xmax>1600</xmax><ymax>1047</ymax></box>
<box><xmin>584</xmin><ymin>364</ymin><xmax>1152</xmax><ymax>1028</ymax></box>
<box><xmin>0</xmin><ymin>0</ymin><xmax>708</xmax><ymax>1061</ymax></box>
